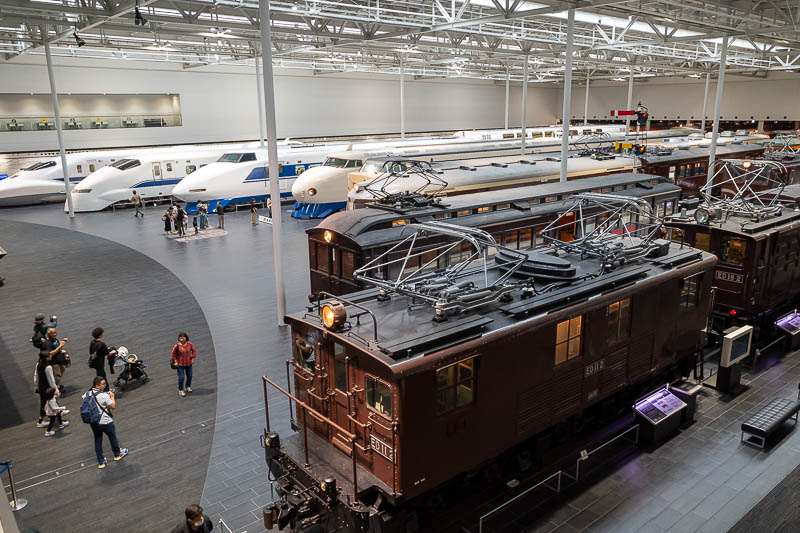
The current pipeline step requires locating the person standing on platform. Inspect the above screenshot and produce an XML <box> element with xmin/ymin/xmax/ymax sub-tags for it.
<box><xmin>171</xmin><ymin>332</ymin><xmax>196</xmax><ymax>397</ymax></box>
<box><xmin>34</xmin><ymin>348</ymin><xmax>59</xmax><ymax>427</ymax></box>
<box><xmin>31</xmin><ymin>313</ymin><xmax>56</xmax><ymax>352</ymax></box>
<box><xmin>43</xmin><ymin>328</ymin><xmax>69</xmax><ymax>392</ymax></box>
<box><xmin>89</xmin><ymin>328</ymin><xmax>117</xmax><ymax>390</ymax></box>
<box><xmin>250</xmin><ymin>199</ymin><xmax>258</xmax><ymax>225</ymax></box>
<box><xmin>43</xmin><ymin>387</ymin><xmax>69</xmax><ymax>436</ymax></box>
<box><xmin>82</xmin><ymin>376</ymin><xmax>128</xmax><ymax>469</ymax></box>
<box><xmin>171</xmin><ymin>504</ymin><xmax>213</xmax><ymax>533</ymax></box>
<box><xmin>216</xmin><ymin>203</ymin><xmax>225</xmax><ymax>230</ymax></box>
<box><xmin>163</xmin><ymin>207</ymin><xmax>174</xmax><ymax>234</ymax></box>
<box><xmin>131</xmin><ymin>190</ymin><xmax>144</xmax><ymax>217</ymax></box>
<box><xmin>175</xmin><ymin>205</ymin><xmax>186</xmax><ymax>237</ymax></box>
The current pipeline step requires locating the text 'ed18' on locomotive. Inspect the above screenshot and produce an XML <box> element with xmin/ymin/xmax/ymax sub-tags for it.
<box><xmin>261</xmin><ymin>193</ymin><xmax>716</xmax><ymax>532</ymax></box>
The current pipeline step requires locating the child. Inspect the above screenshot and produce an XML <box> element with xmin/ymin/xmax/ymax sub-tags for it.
<box><xmin>44</xmin><ymin>387</ymin><xmax>69</xmax><ymax>436</ymax></box>
<box><xmin>193</xmin><ymin>216</ymin><xmax>199</xmax><ymax>234</ymax></box>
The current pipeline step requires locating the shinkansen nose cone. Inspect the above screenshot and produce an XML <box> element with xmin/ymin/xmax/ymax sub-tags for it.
<box><xmin>67</xmin><ymin>166</ymin><xmax>123</xmax><ymax>212</ymax></box>
<box><xmin>291</xmin><ymin>166</ymin><xmax>350</xmax><ymax>203</ymax></box>
<box><xmin>0</xmin><ymin>178</ymin><xmax>67</xmax><ymax>206</ymax></box>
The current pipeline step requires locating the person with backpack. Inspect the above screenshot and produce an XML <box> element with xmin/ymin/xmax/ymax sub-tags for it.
<box><xmin>89</xmin><ymin>328</ymin><xmax>117</xmax><ymax>390</ymax></box>
<box><xmin>175</xmin><ymin>204</ymin><xmax>186</xmax><ymax>237</ymax></box>
<box><xmin>31</xmin><ymin>313</ymin><xmax>57</xmax><ymax>351</ymax></box>
<box><xmin>81</xmin><ymin>376</ymin><xmax>128</xmax><ymax>469</ymax></box>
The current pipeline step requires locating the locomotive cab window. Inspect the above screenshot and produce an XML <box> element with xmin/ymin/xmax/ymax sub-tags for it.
<box><xmin>694</xmin><ymin>232</ymin><xmax>710</xmax><ymax>252</ymax></box>
<box><xmin>680</xmin><ymin>273</ymin><xmax>703</xmax><ymax>309</ymax></box>
<box><xmin>720</xmin><ymin>236</ymin><xmax>747</xmax><ymax>266</ymax></box>
<box><xmin>555</xmin><ymin>316</ymin><xmax>583</xmax><ymax>365</ymax></box>
<box><xmin>436</xmin><ymin>357</ymin><xmax>476</xmax><ymax>414</ymax></box>
<box><xmin>607</xmin><ymin>298</ymin><xmax>631</xmax><ymax>343</ymax></box>
<box><xmin>366</xmin><ymin>376</ymin><xmax>392</xmax><ymax>418</ymax></box>
<box><xmin>294</xmin><ymin>335</ymin><xmax>316</xmax><ymax>374</ymax></box>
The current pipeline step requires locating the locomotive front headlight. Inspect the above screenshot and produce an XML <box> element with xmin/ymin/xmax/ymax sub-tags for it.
<box><xmin>323</xmin><ymin>230</ymin><xmax>333</xmax><ymax>243</ymax></box>
<box><xmin>308</xmin><ymin>187</ymin><xmax>317</xmax><ymax>196</ymax></box>
<box><xmin>694</xmin><ymin>207</ymin><xmax>712</xmax><ymax>224</ymax></box>
<box><xmin>742</xmin><ymin>161</ymin><xmax>752</xmax><ymax>169</ymax></box>
<box><xmin>321</xmin><ymin>301</ymin><xmax>346</xmax><ymax>330</ymax></box>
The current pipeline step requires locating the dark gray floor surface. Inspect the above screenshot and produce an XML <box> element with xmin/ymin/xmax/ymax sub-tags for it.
<box><xmin>0</xmin><ymin>219</ymin><xmax>217</xmax><ymax>532</ymax></box>
<box><xmin>2</xmin><ymin>204</ymin><xmax>800</xmax><ymax>533</ymax></box>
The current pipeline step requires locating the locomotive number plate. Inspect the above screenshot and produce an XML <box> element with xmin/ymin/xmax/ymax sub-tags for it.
<box><xmin>715</xmin><ymin>270</ymin><xmax>743</xmax><ymax>284</ymax></box>
<box><xmin>584</xmin><ymin>359</ymin><xmax>605</xmax><ymax>378</ymax></box>
<box><xmin>370</xmin><ymin>435</ymin><xmax>395</xmax><ymax>463</ymax></box>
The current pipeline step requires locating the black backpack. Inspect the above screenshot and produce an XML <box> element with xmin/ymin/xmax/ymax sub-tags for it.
<box><xmin>31</xmin><ymin>330</ymin><xmax>45</xmax><ymax>350</ymax></box>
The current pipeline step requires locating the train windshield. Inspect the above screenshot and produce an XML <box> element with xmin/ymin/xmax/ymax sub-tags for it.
<box><xmin>110</xmin><ymin>159</ymin><xmax>141</xmax><ymax>170</ymax></box>
<box><xmin>324</xmin><ymin>157</ymin><xmax>362</xmax><ymax>168</ymax></box>
<box><xmin>217</xmin><ymin>153</ymin><xmax>257</xmax><ymax>163</ymax></box>
<box><xmin>361</xmin><ymin>160</ymin><xmax>409</xmax><ymax>174</ymax></box>
<box><xmin>22</xmin><ymin>161</ymin><xmax>56</xmax><ymax>171</ymax></box>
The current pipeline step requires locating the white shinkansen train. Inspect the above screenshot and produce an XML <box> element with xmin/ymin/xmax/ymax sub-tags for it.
<box><xmin>289</xmin><ymin>125</ymin><xmax>700</xmax><ymax>217</ymax></box>
<box><xmin>176</xmin><ymin>125</ymin><xmax>697</xmax><ymax>213</ymax></box>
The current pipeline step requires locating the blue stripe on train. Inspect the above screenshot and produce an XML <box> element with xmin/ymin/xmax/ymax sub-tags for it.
<box><xmin>130</xmin><ymin>178</ymin><xmax>183</xmax><ymax>188</ymax></box>
<box><xmin>291</xmin><ymin>201</ymin><xmax>345</xmax><ymax>219</ymax></box>
<box><xmin>183</xmin><ymin>191</ymin><xmax>293</xmax><ymax>214</ymax></box>
<box><xmin>55</xmin><ymin>176</ymin><xmax>86</xmax><ymax>183</ymax></box>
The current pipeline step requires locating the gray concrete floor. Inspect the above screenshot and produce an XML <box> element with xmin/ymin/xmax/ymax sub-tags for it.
<box><xmin>2</xmin><ymin>203</ymin><xmax>800</xmax><ymax>532</ymax></box>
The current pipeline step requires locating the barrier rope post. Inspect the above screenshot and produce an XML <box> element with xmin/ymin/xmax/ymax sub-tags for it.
<box><xmin>1</xmin><ymin>462</ymin><xmax>27</xmax><ymax>511</ymax></box>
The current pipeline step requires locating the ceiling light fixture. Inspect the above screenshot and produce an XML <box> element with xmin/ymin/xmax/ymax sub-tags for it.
<box><xmin>73</xmin><ymin>31</ymin><xmax>86</xmax><ymax>47</ymax></box>
<box><xmin>135</xmin><ymin>2</ymin><xmax>148</xmax><ymax>26</ymax></box>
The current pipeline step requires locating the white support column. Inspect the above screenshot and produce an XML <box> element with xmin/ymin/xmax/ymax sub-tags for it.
<box><xmin>258</xmin><ymin>0</ymin><xmax>286</xmax><ymax>326</ymax></box>
<box><xmin>625</xmin><ymin>68</ymin><xmax>634</xmax><ymax>134</ymax></box>
<box><xmin>707</xmin><ymin>37</ymin><xmax>729</xmax><ymax>186</ymax></box>
<box><xmin>560</xmin><ymin>8</ymin><xmax>575</xmax><ymax>183</ymax></box>
<box><xmin>42</xmin><ymin>26</ymin><xmax>73</xmax><ymax>218</ymax></box>
<box><xmin>700</xmin><ymin>72</ymin><xmax>710</xmax><ymax>133</ymax></box>
<box><xmin>254</xmin><ymin>54</ymin><xmax>265</xmax><ymax>148</ymax></box>
<box><xmin>504</xmin><ymin>67</ymin><xmax>510</xmax><ymax>130</ymax></box>
<box><xmin>520</xmin><ymin>56</ymin><xmax>529</xmax><ymax>156</ymax></box>
<box><xmin>583</xmin><ymin>73</ymin><xmax>590</xmax><ymax>126</ymax></box>
<box><xmin>399</xmin><ymin>59</ymin><xmax>405</xmax><ymax>138</ymax></box>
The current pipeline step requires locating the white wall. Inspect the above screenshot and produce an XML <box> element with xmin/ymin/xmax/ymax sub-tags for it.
<box><xmin>0</xmin><ymin>57</ymin><xmax>530</xmax><ymax>153</ymax></box>
<box><xmin>562</xmin><ymin>73</ymin><xmax>800</xmax><ymax>123</ymax></box>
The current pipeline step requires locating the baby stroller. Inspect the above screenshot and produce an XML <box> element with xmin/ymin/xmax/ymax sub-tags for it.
<box><xmin>112</xmin><ymin>346</ymin><xmax>150</xmax><ymax>390</ymax></box>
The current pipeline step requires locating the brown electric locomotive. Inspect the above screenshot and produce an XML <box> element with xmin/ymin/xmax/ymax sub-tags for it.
<box><xmin>262</xmin><ymin>195</ymin><xmax>716</xmax><ymax>532</ymax></box>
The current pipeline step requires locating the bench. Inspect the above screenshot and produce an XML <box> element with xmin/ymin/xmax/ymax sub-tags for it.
<box><xmin>741</xmin><ymin>397</ymin><xmax>800</xmax><ymax>449</ymax></box>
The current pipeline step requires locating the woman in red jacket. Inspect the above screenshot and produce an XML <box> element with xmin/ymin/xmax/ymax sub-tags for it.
<box><xmin>171</xmin><ymin>332</ymin><xmax>196</xmax><ymax>397</ymax></box>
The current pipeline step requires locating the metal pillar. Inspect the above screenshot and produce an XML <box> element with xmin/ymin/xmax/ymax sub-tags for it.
<box><xmin>42</xmin><ymin>25</ymin><xmax>73</xmax><ymax>218</ymax></box>
<box><xmin>504</xmin><ymin>67</ymin><xmax>510</xmax><ymax>130</ymax></box>
<box><xmin>399</xmin><ymin>59</ymin><xmax>405</xmax><ymax>138</ymax></box>
<box><xmin>625</xmin><ymin>69</ymin><xmax>634</xmax><ymax>134</ymax></box>
<box><xmin>560</xmin><ymin>8</ymin><xmax>575</xmax><ymax>183</ymax></box>
<box><xmin>700</xmin><ymin>72</ymin><xmax>710</xmax><ymax>132</ymax></box>
<box><xmin>707</xmin><ymin>37</ymin><xmax>729</xmax><ymax>186</ymax></box>
<box><xmin>583</xmin><ymin>74</ymin><xmax>590</xmax><ymax>126</ymax></box>
<box><xmin>255</xmin><ymin>54</ymin><xmax>265</xmax><ymax>148</ymax></box>
<box><xmin>258</xmin><ymin>0</ymin><xmax>287</xmax><ymax>326</ymax></box>
<box><xmin>520</xmin><ymin>57</ymin><xmax>529</xmax><ymax>156</ymax></box>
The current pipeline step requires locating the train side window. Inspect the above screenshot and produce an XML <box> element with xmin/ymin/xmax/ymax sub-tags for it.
<box><xmin>331</xmin><ymin>247</ymin><xmax>338</xmax><ymax>276</ymax></box>
<box><xmin>341</xmin><ymin>250</ymin><xmax>355</xmax><ymax>280</ymax></box>
<box><xmin>186</xmin><ymin>165</ymin><xmax>196</xmax><ymax>175</ymax></box>
<box><xmin>504</xmin><ymin>231</ymin><xmax>519</xmax><ymax>249</ymax></box>
<box><xmin>434</xmin><ymin>212</ymin><xmax>450</xmax><ymax>219</ymax></box>
<box><xmin>519</xmin><ymin>228</ymin><xmax>532</xmax><ymax>249</ymax></box>
<box><xmin>669</xmin><ymin>166</ymin><xmax>676</xmax><ymax>179</ymax></box>
<box><xmin>457</xmin><ymin>209</ymin><xmax>471</xmax><ymax>217</ymax></box>
<box><xmin>392</xmin><ymin>219</ymin><xmax>408</xmax><ymax>227</ymax></box>
<box><xmin>555</xmin><ymin>316</ymin><xmax>582</xmax><ymax>365</ymax></box>
<box><xmin>436</xmin><ymin>356</ymin><xmax>476</xmax><ymax>414</ymax></box>
<box><xmin>89</xmin><ymin>164</ymin><xmax>96</xmax><ymax>173</ymax></box>
<box><xmin>680</xmin><ymin>274</ymin><xmax>703</xmax><ymax>309</ymax></box>
<box><xmin>166</xmin><ymin>163</ymin><xmax>173</xmax><ymax>172</ymax></box>
<box><xmin>366</xmin><ymin>376</ymin><xmax>392</xmax><ymax>418</ymax></box>
<box><xmin>316</xmin><ymin>242</ymin><xmax>329</xmax><ymax>272</ymax></box>
<box><xmin>607</xmin><ymin>298</ymin><xmax>631</xmax><ymax>343</ymax></box>
<box><xmin>720</xmin><ymin>236</ymin><xmax>747</xmax><ymax>266</ymax></box>
<box><xmin>76</xmin><ymin>164</ymin><xmax>83</xmax><ymax>174</ymax></box>
<box><xmin>477</xmin><ymin>206</ymin><xmax>490</xmax><ymax>213</ymax></box>
<box><xmin>503</xmin><ymin>133</ymin><xmax>514</xmax><ymax>139</ymax></box>
<box><xmin>421</xmin><ymin>250</ymin><xmax>438</xmax><ymax>270</ymax></box>
<box><xmin>333</xmin><ymin>343</ymin><xmax>347</xmax><ymax>392</ymax></box>
<box><xmin>694</xmin><ymin>233</ymin><xmax>711</xmax><ymax>251</ymax></box>
<box><xmin>294</xmin><ymin>335</ymin><xmax>315</xmax><ymax>374</ymax></box>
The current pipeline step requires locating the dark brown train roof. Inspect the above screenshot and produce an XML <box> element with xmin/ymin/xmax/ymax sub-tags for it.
<box><xmin>670</xmin><ymin>207</ymin><xmax>800</xmax><ymax>237</ymax></box>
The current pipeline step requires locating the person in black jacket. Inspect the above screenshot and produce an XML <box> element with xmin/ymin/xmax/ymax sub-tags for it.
<box><xmin>89</xmin><ymin>328</ymin><xmax>117</xmax><ymax>391</ymax></box>
<box><xmin>171</xmin><ymin>504</ymin><xmax>213</xmax><ymax>533</ymax></box>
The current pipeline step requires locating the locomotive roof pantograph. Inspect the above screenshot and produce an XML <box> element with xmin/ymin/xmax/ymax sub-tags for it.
<box><xmin>690</xmin><ymin>159</ymin><xmax>789</xmax><ymax>225</ymax></box>
<box><xmin>357</xmin><ymin>158</ymin><xmax>448</xmax><ymax>209</ymax></box>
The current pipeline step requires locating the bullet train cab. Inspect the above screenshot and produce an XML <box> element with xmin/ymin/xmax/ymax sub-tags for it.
<box><xmin>69</xmin><ymin>151</ymin><xmax>222</xmax><ymax>212</ymax></box>
<box><xmin>291</xmin><ymin>152</ymin><xmax>376</xmax><ymax>218</ymax></box>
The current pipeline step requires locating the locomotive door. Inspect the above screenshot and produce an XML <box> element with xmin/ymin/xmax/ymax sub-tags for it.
<box><xmin>152</xmin><ymin>163</ymin><xmax>163</xmax><ymax>182</ymax></box>
<box><xmin>327</xmin><ymin>340</ymin><xmax>355</xmax><ymax>451</ymax></box>
<box><xmin>292</xmin><ymin>329</ymin><xmax>328</xmax><ymax>436</ymax></box>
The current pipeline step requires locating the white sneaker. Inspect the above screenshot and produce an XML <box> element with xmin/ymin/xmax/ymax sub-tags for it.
<box><xmin>178</xmin><ymin>390</ymin><xmax>186</xmax><ymax>397</ymax></box>
<box><xmin>61</xmin><ymin>409</ymin><xmax>70</xmax><ymax>416</ymax></box>
<box><xmin>44</xmin><ymin>431</ymin><xmax>55</xmax><ymax>437</ymax></box>
<box><xmin>59</xmin><ymin>421</ymin><xmax>70</xmax><ymax>429</ymax></box>
<box><xmin>36</xmin><ymin>421</ymin><xmax>48</xmax><ymax>428</ymax></box>
<box><xmin>185</xmin><ymin>387</ymin><xmax>193</xmax><ymax>393</ymax></box>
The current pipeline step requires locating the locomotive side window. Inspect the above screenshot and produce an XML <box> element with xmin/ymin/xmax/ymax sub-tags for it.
<box><xmin>366</xmin><ymin>376</ymin><xmax>392</xmax><ymax>418</ymax></box>
<box><xmin>555</xmin><ymin>316</ymin><xmax>583</xmax><ymax>365</ymax></box>
<box><xmin>607</xmin><ymin>298</ymin><xmax>631</xmax><ymax>343</ymax></box>
<box><xmin>294</xmin><ymin>336</ymin><xmax>316</xmax><ymax>374</ymax></box>
<box><xmin>77</xmin><ymin>164</ymin><xmax>83</xmax><ymax>174</ymax></box>
<box><xmin>341</xmin><ymin>251</ymin><xmax>355</xmax><ymax>280</ymax></box>
<box><xmin>680</xmin><ymin>274</ymin><xmax>703</xmax><ymax>309</ymax></box>
<box><xmin>186</xmin><ymin>165</ymin><xmax>197</xmax><ymax>175</ymax></box>
<box><xmin>316</xmin><ymin>242</ymin><xmax>329</xmax><ymax>272</ymax></box>
<box><xmin>720</xmin><ymin>236</ymin><xmax>747</xmax><ymax>266</ymax></box>
<box><xmin>436</xmin><ymin>357</ymin><xmax>476</xmax><ymax>414</ymax></box>
<box><xmin>694</xmin><ymin>233</ymin><xmax>710</xmax><ymax>252</ymax></box>
<box><xmin>333</xmin><ymin>343</ymin><xmax>347</xmax><ymax>392</ymax></box>
<box><xmin>519</xmin><ymin>228</ymin><xmax>532</xmax><ymax>249</ymax></box>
